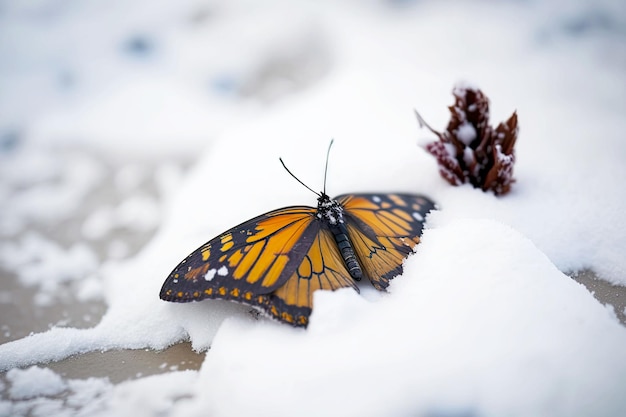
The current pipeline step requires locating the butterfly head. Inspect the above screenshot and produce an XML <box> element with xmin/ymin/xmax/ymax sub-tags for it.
<box><xmin>280</xmin><ymin>140</ymin><xmax>344</xmax><ymax>225</ymax></box>
<box><xmin>316</xmin><ymin>192</ymin><xmax>344</xmax><ymax>225</ymax></box>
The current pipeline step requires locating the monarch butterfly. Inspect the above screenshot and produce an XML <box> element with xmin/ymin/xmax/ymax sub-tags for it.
<box><xmin>160</xmin><ymin>143</ymin><xmax>435</xmax><ymax>327</ymax></box>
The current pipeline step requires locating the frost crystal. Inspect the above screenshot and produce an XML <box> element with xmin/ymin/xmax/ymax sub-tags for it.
<box><xmin>418</xmin><ymin>84</ymin><xmax>519</xmax><ymax>195</ymax></box>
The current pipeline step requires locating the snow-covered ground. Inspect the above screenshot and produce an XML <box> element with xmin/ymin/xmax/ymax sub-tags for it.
<box><xmin>1</xmin><ymin>0</ymin><xmax>625</xmax><ymax>416</ymax></box>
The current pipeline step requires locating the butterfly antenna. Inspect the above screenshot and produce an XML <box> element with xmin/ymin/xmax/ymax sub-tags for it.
<box><xmin>323</xmin><ymin>139</ymin><xmax>334</xmax><ymax>195</ymax></box>
<box><xmin>279</xmin><ymin>157</ymin><xmax>321</xmax><ymax>197</ymax></box>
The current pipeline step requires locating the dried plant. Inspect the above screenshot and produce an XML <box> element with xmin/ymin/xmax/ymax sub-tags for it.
<box><xmin>417</xmin><ymin>84</ymin><xmax>519</xmax><ymax>196</ymax></box>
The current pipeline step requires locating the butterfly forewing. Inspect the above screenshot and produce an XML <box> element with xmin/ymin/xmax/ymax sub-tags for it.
<box><xmin>160</xmin><ymin>207</ymin><xmax>318</xmax><ymax>302</ymax></box>
<box><xmin>336</xmin><ymin>193</ymin><xmax>435</xmax><ymax>290</ymax></box>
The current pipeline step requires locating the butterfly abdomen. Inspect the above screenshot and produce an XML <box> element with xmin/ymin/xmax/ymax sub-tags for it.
<box><xmin>329</xmin><ymin>222</ymin><xmax>363</xmax><ymax>281</ymax></box>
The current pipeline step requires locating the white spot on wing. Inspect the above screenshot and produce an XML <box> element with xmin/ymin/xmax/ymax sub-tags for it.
<box><xmin>217</xmin><ymin>266</ymin><xmax>228</xmax><ymax>276</ymax></box>
<box><xmin>372</xmin><ymin>195</ymin><xmax>381</xmax><ymax>203</ymax></box>
<box><xmin>412</xmin><ymin>212</ymin><xmax>424</xmax><ymax>221</ymax></box>
<box><xmin>204</xmin><ymin>268</ymin><xmax>217</xmax><ymax>281</ymax></box>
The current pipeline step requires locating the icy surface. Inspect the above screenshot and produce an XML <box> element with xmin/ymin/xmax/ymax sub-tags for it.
<box><xmin>1</xmin><ymin>0</ymin><xmax>626</xmax><ymax>416</ymax></box>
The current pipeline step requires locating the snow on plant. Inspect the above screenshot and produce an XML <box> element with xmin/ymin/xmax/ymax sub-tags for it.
<box><xmin>417</xmin><ymin>84</ymin><xmax>519</xmax><ymax>196</ymax></box>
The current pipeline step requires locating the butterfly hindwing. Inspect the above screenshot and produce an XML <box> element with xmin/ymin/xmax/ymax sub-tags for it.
<box><xmin>268</xmin><ymin>226</ymin><xmax>358</xmax><ymax>326</ymax></box>
<box><xmin>336</xmin><ymin>193</ymin><xmax>435</xmax><ymax>290</ymax></box>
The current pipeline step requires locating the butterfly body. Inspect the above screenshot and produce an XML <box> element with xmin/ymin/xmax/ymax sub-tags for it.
<box><xmin>160</xmin><ymin>192</ymin><xmax>435</xmax><ymax>327</ymax></box>
<box><xmin>316</xmin><ymin>193</ymin><xmax>363</xmax><ymax>281</ymax></box>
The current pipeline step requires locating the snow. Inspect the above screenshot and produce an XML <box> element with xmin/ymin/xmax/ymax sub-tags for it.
<box><xmin>0</xmin><ymin>232</ymin><xmax>99</xmax><ymax>298</ymax></box>
<box><xmin>0</xmin><ymin>151</ymin><xmax>105</xmax><ymax>234</ymax></box>
<box><xmin>184</xmin><ymin>220</ymin><xmax>626</xmax><ymax>417</ymax></box>
<box><xmin>5</xmin><ymin>367</ymin><xmax>67</xmax><ymax>400</ymax></box>
<box><xmin>90</xmin><ymin>371</ymin><xmax>196</xmax><ymax>417</ymax></box>
<box><xmin>1</xmin><ymin>0</ymin><xmax>626</xmax><ymax>416</ymax></box>
<box><xmin>1</xmin><ymin>367</ymin><xmax>111</xmax><ymax>416</ymax></box>
<box><xmin>81</xmin><ymin>194</ymin><xmax>160</xmax><ymax>240</ymax></box>
<box><xmin>457</xmin><ymin>122</ymin><xmax>477</xmax><ymax>145</ymax></box>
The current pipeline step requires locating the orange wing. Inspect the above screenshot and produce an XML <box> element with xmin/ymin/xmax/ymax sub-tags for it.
<box><xmin>268</xmin><ymin>227</ymin><xmax>358</xmax><ymax>326</ymax></box>
<box><xmin>160</xmin><ymin>206</ymin><xmax>357</xmax><ymax>327</ymax></box>
<box><xmin>336</xmin><ymin>193</ymin><xmax>435</xmax><ymax>290</ymax></box>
